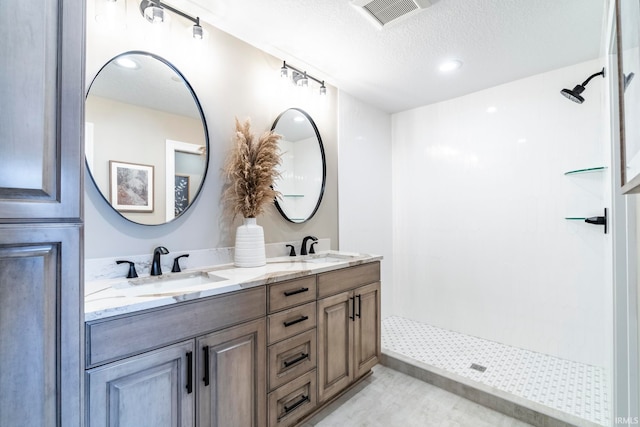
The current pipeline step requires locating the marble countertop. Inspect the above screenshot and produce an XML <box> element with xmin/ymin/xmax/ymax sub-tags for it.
<box><xmin>85</xmin><ymin>251</ymin><xmax>381</xmax><ymax>322</ymax></box>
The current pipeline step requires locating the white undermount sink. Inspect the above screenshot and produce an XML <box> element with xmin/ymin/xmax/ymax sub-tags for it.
<box><xmin>109</xmin><ymin>271</ymin><xmax>228</xmax><ymax>297</ymax></box>
<box><xmin>303</xmin><ymin>253</ymin><xmax>360</xmax><ymax>264</ymax></box>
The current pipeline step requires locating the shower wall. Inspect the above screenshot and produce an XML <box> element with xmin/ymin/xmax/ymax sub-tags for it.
<box><xmin>391</xmin><ymin>59</ymin><xmax>610</xmax><ymax>368</ymax></box>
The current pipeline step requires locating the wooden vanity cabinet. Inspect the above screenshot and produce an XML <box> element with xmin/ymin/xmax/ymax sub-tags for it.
<box><xmin>316</xmin><ymin>264</ymin><xmax>381</xmax><ymax>403</ymax></box>
<box><xmin>84</xmin><ymin>261</ymin><xmax>381</xmax><ymax>427</ymax></box>
<box><xmin>86</xmin><ymin>287</ymin><xmax>266</xmax><ymax>427</ymax></box>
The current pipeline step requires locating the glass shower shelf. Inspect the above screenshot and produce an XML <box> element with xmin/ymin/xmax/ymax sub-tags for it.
<box><xmin>565</xmin><ymin>217</ymin><xmax>587</xmax><ymax>220</ymax></box>
<box><xmin>564</xmin><ymin>166</ymin><xmax>607</xmax><ymax>175</ymax></box>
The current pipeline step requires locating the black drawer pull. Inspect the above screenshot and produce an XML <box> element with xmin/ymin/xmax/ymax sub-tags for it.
<box><xmin>203</xmin><ymin>346</ymin><xmax>210</xmax><ymax>386</ymax></box>
<box><xmin>356</xmin><ymin>294</ymin><xmax>362</xmax><ymax>318</ymax></box>
<box><xmin>284</xmin><ymin>287</ymin><xmax>309</xmax><ymax>297</ymax></box>
<box><xmin>283</xmin><ymin>315</ymin><xmax>308</xmax><ymax>327</ymax></box>
<box><xmin>283</xmin><ymin>395</ymin><xmax>310</xmax><ymax>414</ymax></box>
<box><xmin>283</xmin><ymin>352</ymin><xmax>309</xmax><ymax>368</ymax></box>
<box><xmin>186</xmin><ymin>351</ymin><xmax>193</xmax><ymax>394</ymax></box>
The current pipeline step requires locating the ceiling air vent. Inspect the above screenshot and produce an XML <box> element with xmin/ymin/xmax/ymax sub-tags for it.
<box><xmin>352</xmin><ymin>0</ymin><xmax>438</xmax><ymax>28</ymax></box>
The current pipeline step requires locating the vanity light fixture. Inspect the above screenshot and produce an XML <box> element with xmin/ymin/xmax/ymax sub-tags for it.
<box><xmin>280</xmin><ymin>61</ymin><xmax>327</xmax><ymax>96</ymax></box>
<box><xmin>560</xmin><ymin>67</ymin><xmax>605</xmax><ymax>104</ymax></box>
<box><xmin>139</xmin><ymin>0</ymin><xmax>204</xmax><ymax>40</ymax></box>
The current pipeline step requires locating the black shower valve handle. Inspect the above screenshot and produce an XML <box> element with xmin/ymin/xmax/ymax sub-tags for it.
<box><xmin>172</xmin><ymin>254</ymin><xmax>190</xmax><ymax>273</ymax></box>
<box><xmin>116</xmin><ymin>260</ymin><xmax>138</xmax><ymax>278</ymax></box>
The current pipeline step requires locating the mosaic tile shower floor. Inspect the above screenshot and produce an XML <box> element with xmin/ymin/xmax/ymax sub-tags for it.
<box><xmin>382</xmin><ymin>316</ymin><xmax>609</xmax><ymax>426</ymax></box>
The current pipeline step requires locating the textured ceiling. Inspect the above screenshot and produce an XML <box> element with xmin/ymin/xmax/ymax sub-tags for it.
<box><xmin>174</xmin><ymin>0</ymin><xmax>606</xmax><ymax>113</ymax></box>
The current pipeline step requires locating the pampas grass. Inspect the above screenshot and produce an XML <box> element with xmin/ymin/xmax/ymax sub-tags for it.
<box><xmin>223</xmin><ymin>118</ymin><xmax>281</xmax><ymax>219</ymax></box>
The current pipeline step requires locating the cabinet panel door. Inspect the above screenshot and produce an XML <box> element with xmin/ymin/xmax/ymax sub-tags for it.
<box><xmin>0</xmin><ymin>0</ymin><xmax>83</xmax><ymax>220</ymax></box>
<box><xmin>354</xmin><ymin>282</ymin><xmax>381</xmax><ymax>378</ymax></box>
<box><xmin>87</xmin><ymin>341</ymin><xmax>195</xmax><ymax>427</ymax></box>
<box><xmin>317</xmin><ymin>291</ymin><xmax>353</xmax><ymax>403</ymax></box>
<box><xmin>198</xmin><ymin>319</ymin><xmax>266</xmax><ymax>427</ymax></box>
<box><xmin>0</xmin><ymin>225</ymin><xmax>81</xmax><ymax>427</ymax></box>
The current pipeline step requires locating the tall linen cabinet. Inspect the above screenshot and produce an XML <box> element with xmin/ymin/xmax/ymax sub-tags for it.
<box><xmin>0</xmin><ymin>0</ymin><xmax>85</xmax><ymax>426</ymax></box>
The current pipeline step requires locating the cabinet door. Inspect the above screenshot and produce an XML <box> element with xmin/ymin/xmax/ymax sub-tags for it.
<box><xmin>87</xmin><ymin>341</ymin><xmax>195</xmax><ymax>427</ymax></box>
<box><xmin>0</xmin><ymin>0</ymin><xmax>83</xmax><ymax>220</ymax></box>
<box><xmin>353</xmin><ymin>282</ymin><xmax>381</xmax><ymax>379</ymax></box>
<box><xmin>317</xmin><ymin>291</ymin><xmax>354</xmax><ymax>403</ymax></box>
<box><xmin>198</xmin><ymin>318</ymin><xmax>266</xmax><ymax>427</ymax></box>
<box><xmin>0</xmin><ymin>225</ymin><xmax>82</xmax><ymax>427</ymax></box>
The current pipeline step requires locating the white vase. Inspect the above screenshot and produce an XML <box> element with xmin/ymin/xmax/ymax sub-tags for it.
<box><xmin>234</xmin><ymin>217</ymin><xmax>266</xmax><ymax>267</ymax></box>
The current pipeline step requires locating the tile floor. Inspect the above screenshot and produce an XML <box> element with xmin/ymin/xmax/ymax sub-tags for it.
<box><xmin>303</xmin><ymin>364</ymin><xmax>533</xmax><ymax>426</ymax></box>
<box><xmin>381</xmin><ymin>316</ymin><xmax>610</xmax><ymax>426</ymax></box>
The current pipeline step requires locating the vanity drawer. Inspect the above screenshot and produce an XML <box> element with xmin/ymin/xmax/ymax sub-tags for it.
<box><xmin>268</xmin><ymin>301</ymin><xmax>316</xmax><ymax>345</ymax></box>
<box><xmin>268</xmin><ymin>276</ymin><xmax>316</xmax><ymax>313</ymax></box>
<box><xmin>86</xmin><ymin>287</ymin><xmax>266</xmax><ymax>367</ymax></box>
<box><xmin>268</xmin><ymin>369</ymin><xmax>317</xmax><ymax>427</ymax></box>
<box><xmin>268</xmin><ymin>328</ymin><xmax>316</xmax><ymax>391</ymax></box>
<box><xmin>317</xmin><ymin>261</ymin><xmax>380</xmax><ymax>298</ymax></box>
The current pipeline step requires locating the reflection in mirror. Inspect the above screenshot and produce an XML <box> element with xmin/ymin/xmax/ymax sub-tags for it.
<box><xmin>619</xmin><ymin>0</ymin><xmax>640</xmax><ymax>187</ymax></box>
<box><xmin>271</xmin><ymin>108</ymin><xmax>326</xmax><ymax>223</ymax></box>
<box><xmin>85</xmin><ymin>51</ymin><xmax>209</xmax><ymax>225</ymax></box>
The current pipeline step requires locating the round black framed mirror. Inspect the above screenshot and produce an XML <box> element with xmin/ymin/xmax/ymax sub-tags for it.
<box><xmin>85</xmin><ymin>51</ymin><xmax>209</xmax><ymax>225</ymax></box>
<box><xmin>271</xmin><ymin>108</ymin><xmax>326</xmax><ymax>223</ymax></box>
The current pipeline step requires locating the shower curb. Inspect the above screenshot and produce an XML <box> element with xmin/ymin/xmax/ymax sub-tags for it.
<box><xmin>380</xmin><ymin>349</ymin><xmax>602</xmax><ymax>427</ymax></box>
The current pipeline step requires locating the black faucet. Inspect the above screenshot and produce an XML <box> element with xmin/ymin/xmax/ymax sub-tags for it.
<box><xmin>150</xmin><ymin>246</ymin><xmax>169</xmax><ymax>276</ymax></box>
<box><xmin>172</xmin><ymin>254</ymin><xmax>189</xmax><ymax>273</ymax></box>
<box><xmin>286</xmin><ymin>244</ymin><xmax>297</xmax><ymax>257</ymax></box>
<box><xmin>300</xmin><ymin>236</ymin><xmax>318</xmax><ymax>256</ymax></box>
<box><xmin>116</xmin><ymin>260</ymin><xmax>138</xmax><ymax>278</ymax></box>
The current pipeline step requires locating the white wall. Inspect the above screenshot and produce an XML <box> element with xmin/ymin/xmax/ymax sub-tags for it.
<box><xmin>85</xmin><ymin>0</ymin><xmax>338</xmax><ymax>259</ymax></box>
<box><xmin>337</xmin><ymin>92</ymin><xmax>394</xmax><ymax>319</ymax></box>
<box><xmin>392</xmin><ymin>60</ymin><xmax>609</xmax><ymax>367</ymax></box>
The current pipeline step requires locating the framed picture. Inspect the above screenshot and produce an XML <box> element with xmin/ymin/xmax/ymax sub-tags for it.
<box><xmin>109</xmin><ymin>160</ymin><xmax>154</xmax><ymax>212</ymax></box>
<box><xmin>617</xmin><ymin>0</ymin><xmax>640</xmax><ymax>193</ymax></box>
<box><xmin>174</xmin><ymin>174</ymin><xmax>190</xmax><ymax>216</ymax></box>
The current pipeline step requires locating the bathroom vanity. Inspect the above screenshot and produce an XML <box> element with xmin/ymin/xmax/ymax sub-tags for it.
<box><xmin>84</xmin><ymin>252</ymin><xmax>381</xmax><ymax>427</ymax></box>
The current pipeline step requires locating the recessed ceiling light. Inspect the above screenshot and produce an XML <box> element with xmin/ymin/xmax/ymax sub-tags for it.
<box><xmin>439</xmin><ymin>59</ymin><xmax>463</xmax><ymax>72</ymax></box>
<box><xmin>486</xmin><ymin>106</ymin><xmax>497</xmax><ymax>113</ymax></box>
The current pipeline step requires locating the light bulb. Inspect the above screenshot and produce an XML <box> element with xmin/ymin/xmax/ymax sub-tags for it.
<box><xmin>192</xmin><ymin>24</ymin><xmax>203</xmax><ymax>39</ymax></box>
<box><xmin>144</xmin><ymin>4</ymin><xmax>164</xmax><ymax>23</ymax></box>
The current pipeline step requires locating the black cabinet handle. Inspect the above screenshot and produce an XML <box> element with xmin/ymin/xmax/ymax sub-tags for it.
<box><xmin>283</xmin><ymin>352</ymin><xmax>309</xmax><ymax>368</ymax></box>
<box><xmin>283</xmin><ymin>395</ymin><xmax>310</xmax><ymax>414</ymax></box>
<box><xmin>202</xmin><ymin>345</ymin><xmax>210</xmax><ymax>386</ymax></box>
<box><xmin>186</xmin><ymin>351</ymin><xmax>193</xmax><ymax>394</ymax></box>
<box><xmin>283</xmin><ymin>315</ymin><xmax>308</xmax><ymax>327</ymax></box>
<box><xmin>349</xmin><ymin>296</ymin><xmax>355</xmax><ymax>321</ymax></box>
<box><xmin>284</xmin><ymin>287</ymin><xmax>309</xmax><ymax>297</ymax></box>
<box><xmin>356</xmin><ymin>294</ymin><xmax>362</xmax><ymax>318</ymax></box>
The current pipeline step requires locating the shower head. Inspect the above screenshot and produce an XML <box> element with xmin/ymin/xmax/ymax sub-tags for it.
<box><xmin>561</xmin><ymin>85</ymin><xmax>586</xmax><ymax>104</ymax></box>
<box><xmin>560</xmin><ymin>67</ymin><xmax>605</xmax><ymax>104</ymax></box>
